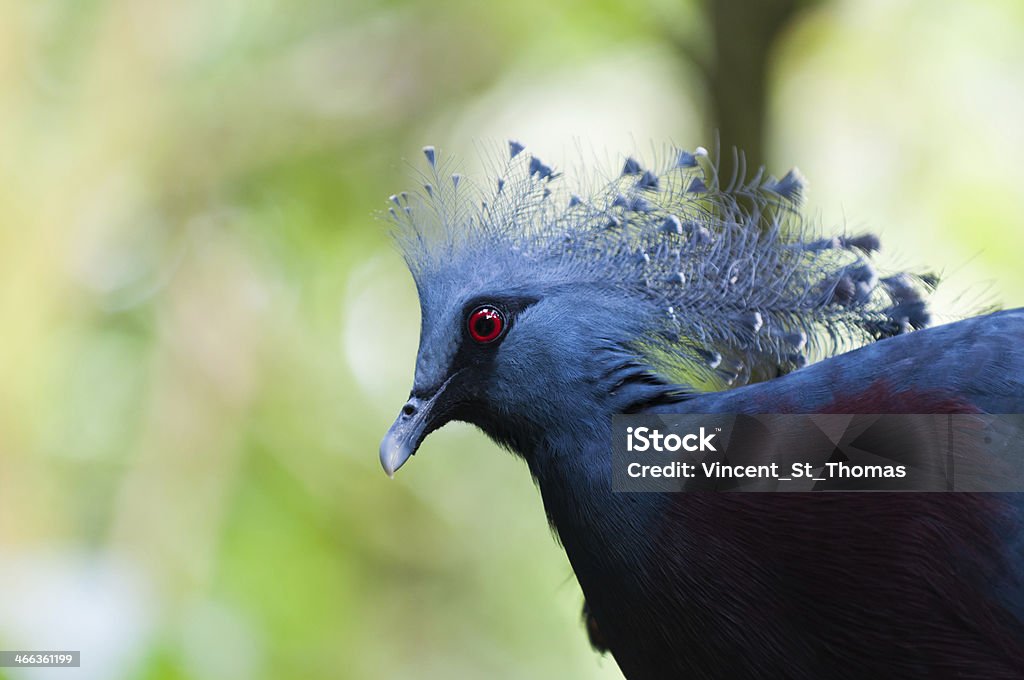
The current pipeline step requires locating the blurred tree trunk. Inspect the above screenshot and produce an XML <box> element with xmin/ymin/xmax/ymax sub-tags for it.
<box><xmin>671</xmin><ymin>0</ymin><xmax>821</xmax><ymax>170</ymax></box>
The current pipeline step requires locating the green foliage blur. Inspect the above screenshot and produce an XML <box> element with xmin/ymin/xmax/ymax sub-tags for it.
<box><xmin>0</xmin><ymin>1</ymin><xmax>1022</xmax><ymax>678</ymax></box>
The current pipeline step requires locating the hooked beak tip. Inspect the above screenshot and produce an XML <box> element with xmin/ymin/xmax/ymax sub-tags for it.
<box><xmin>380</xmin><ymin>383</ymin><xmax>452</xmax><ymax>478</ymax></box>
<box><xmin>379</xmin><ymin>430</ymin><xmax>414</xmax><ymax>478</ymax></box>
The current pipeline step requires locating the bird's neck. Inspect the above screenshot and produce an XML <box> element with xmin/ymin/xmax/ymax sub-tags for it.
<box><xmin>521</xmin><ymin>390</ymin><xmax>678</xmax><ymax>577</ymax></box>
<box><xmin>472</xmin><ymin>351</ymin><xmax>691</xmax><ymax>570</ymax></box>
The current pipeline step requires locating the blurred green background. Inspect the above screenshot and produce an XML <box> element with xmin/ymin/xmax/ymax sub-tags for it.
<box><xmin>1</xmin><ymin>0</ymin><xmax>1022</xmax><ymax>678</ymax></box>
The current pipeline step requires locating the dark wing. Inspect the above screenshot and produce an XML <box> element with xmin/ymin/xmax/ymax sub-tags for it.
<box><xmin>668</xmin><ymin>308</ymin><xmax>1024</xmax><ymax>416</ymax></box>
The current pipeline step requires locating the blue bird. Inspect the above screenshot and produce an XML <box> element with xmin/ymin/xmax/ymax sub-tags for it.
<box><xmin>379</xmin><ymin>143</ymin><xmax>1024</xmax><ymax>678</ymax></box>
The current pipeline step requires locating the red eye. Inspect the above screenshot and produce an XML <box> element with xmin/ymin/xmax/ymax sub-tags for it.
<box><xmin>467</xmin><ymin>306</ymin><xmax>505</xmax><ymax>344</ymax></box>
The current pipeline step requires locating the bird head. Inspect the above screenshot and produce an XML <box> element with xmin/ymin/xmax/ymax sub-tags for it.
<box><xmin>378</xmin><ymin>229</ymin><xmax>651</xmax><ymax>477</ymax></box>
<box><xmin>379</xmin><ymin>142</ymin><xmax>933</xmax><ymax>476</ymax></box>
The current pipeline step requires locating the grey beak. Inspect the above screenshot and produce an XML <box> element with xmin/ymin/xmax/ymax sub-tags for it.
<box><xmin>379</xmin><ymin>393</ymin><xmax>436</xmax><ymax>477</ymax></box>
<box><xmin>381</xmin><ymin>371</ymin><xmax>461</xmax><ymax>477</ymax></box>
